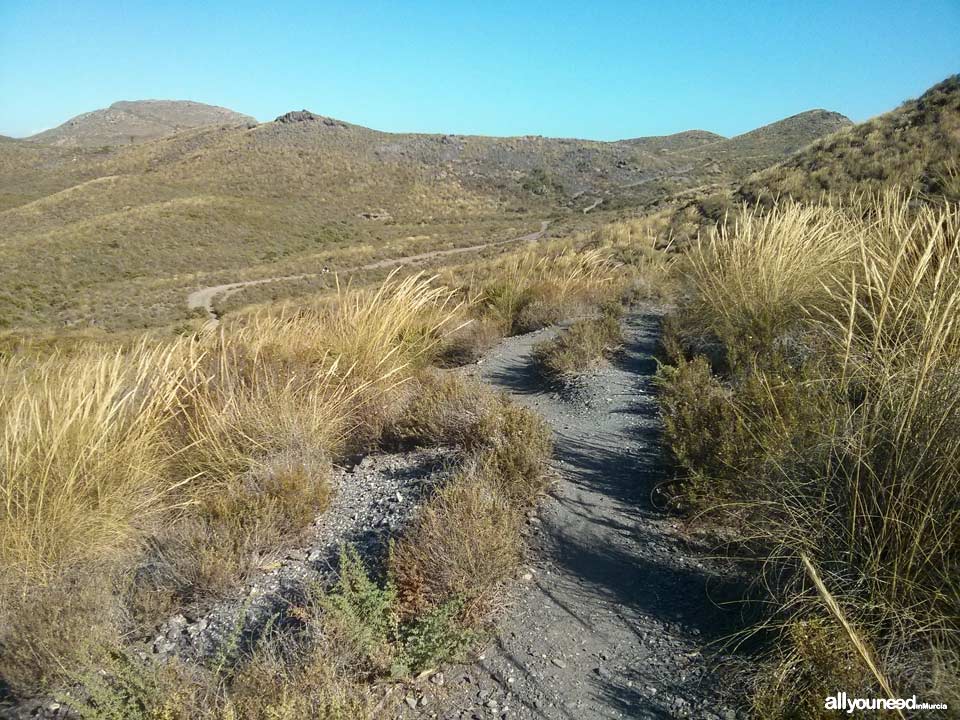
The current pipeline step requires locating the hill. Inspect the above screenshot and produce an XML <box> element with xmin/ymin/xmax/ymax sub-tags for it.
<box><xmin>641</xmin><ymin>76</ymin><xmax>959</xmax><ymax>245</ymax></box>
<box><xmin>683</xmin><ymin>109</ymin><xmax>852</xmax><ymax>176</ymax></box>
<box><xmin>738</xmin><ymin>76</ymin><xmax>960</xmax><ymax>204</ymax></box>
<box><xmin>0</xmin><ymin>104</ymin><xmax>849</xmax><ymax>332</ymax></box>
<box><xmin>24</xmin><ymin>100</ymin><xmax>256</xmax><ymax>147</ymax></box>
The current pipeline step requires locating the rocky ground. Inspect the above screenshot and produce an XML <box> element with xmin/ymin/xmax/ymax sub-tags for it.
<box><xmin>395</xmin><ymin>311</ymin><xmax>753</xmax><ymax>719</ymax></box>
<box><xmin>149</xmin><ymin>447</ymin><xmax>457</xmax><ymax>663</ymax></box>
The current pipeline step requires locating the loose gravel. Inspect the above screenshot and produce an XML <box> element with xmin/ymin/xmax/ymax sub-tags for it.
<box><xmin>397</xmin><ymin>310</ymin><xmax>753</xmax><ymax>719</ymax></box>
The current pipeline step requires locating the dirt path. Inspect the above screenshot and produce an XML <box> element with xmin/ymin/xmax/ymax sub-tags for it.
<box><xmin>401</xmin><ymin>311</ymin><xmax>749</xmax><ymax>719</ymax></box>
<box><xmin>186</xmin><ymin>221</ymin><xmax>550</xmax><ymax>327</ymax></box>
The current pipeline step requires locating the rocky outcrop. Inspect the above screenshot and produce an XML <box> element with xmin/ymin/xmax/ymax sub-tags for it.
<box><xmin>275</xmin><ymin>110</ymin><xmax>348</xmax><ymax>127</ymax></box>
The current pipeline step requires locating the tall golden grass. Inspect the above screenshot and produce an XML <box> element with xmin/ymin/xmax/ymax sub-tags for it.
<box><xmin>661</xmin><ymin>190</ymin><xmax>960</xmax><ymax>711</ymax></box>
<box><xmin>0</xmin><ymin>271</ymin><xmax>466</xmax><ymax>694</ymax></box>
<box><xmin>685</xmin><ymin>200</ymin><xmax>858</xmax><ymax>355</ymax></box>
<box><xmin>0</xmin><ymin>344</ymin><xmax>193</xmax><ymax>589</ymax></box>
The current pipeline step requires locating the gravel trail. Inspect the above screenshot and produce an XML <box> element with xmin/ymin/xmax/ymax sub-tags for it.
<box><xmin>400</xmin><ymin>311</ymin><xmax>750</xmax><ymax>719</ymax></box>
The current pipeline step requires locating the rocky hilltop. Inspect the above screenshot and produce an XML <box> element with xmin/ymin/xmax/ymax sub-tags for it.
<box><xmin>25</xmin><ymin>100</ymin><xmax>256</xmax><ymax>147</ymax></box>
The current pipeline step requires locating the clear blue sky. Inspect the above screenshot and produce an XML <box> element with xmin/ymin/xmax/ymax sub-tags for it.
<box><xmin>1</xmin><ymin>0</ymin><xmax>957</xmax><ymax>140</ymax></box>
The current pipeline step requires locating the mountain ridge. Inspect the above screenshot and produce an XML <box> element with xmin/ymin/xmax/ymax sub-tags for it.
<box><xmin>23</xmin><ymin>100</ymin><xmax>852</xmax><ymax>149</ymax></box>
<box><xmin>0</xmin><ymin>98</ymin><xmax>855</xmax><ymax>331</ymax></box>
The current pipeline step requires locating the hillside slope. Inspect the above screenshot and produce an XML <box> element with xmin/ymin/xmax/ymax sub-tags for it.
<box><xmin>642</xmin><ymin>76</ymin><xmax>960</xmax><ymax>245</ymax></box>
<box><xmin>25</xmin><ymin>100</ymin><xmax>256</xmax><ymax>147</ymax></box>
<box><xmin>739</xmin><ymin>75</ymin><xmax>960</xmax><ymax>203</ymax></box>
<box><xmin>685</xmin><ymin>109</ymin><xmax>852</xmax><ymax>175</ymax></box>
<box><xmin>0</xmin><ymin>105</ymin><xmax>848</xmax><ymax>332</ymax></box>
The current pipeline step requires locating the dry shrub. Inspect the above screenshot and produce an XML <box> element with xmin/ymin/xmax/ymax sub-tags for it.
<box><xmin>656</xmin><ymin>354</ymin><xmax>831</xmax><ymax>507</ymax></box>
<box><xmin>387</xmin><ymin>370</ymin><xmax>553</xmax><ymax>507</ymax></box>
<box><xmin>435</xmin><ymin>315</ymin><xmax>503</xmax><ymax>366</ymax></box>
<box><xmin>655</xmin><ymin>355</ymin><xmax>737</xmax><ymax>487</ymax></box>
<box><xmin>224</xmin><ymin>648</ymin><xmax>373</xmax><ymax>720</ymax></box>
<box><xmin>752</xmin><ymin>619</ymin><xmax>871</xmax><ymax>720</ymax></box>
<box><xmin>64</xmin><ymin>652</ymin><xmax>205</xmax><ymax>720</ymax></box>
<box><xmin>391</xmin><ymin>465</ymin><xmax>522</xmax><ymax>620</ymax></box>
<box><xmin>0</xmin><ymin>577</ymin><xmax>123</xmax><ymax>696</ymax></box>
<box><xmin>512</xmin><ymin>298</ymin><xmax>564</xmax><ymax>334</ymax></box>
<box><xmin>224</xmin><ymin>543</ymin><xmax>474</xmax><ymax>718</ymax></box>
<box><xmin>224</xmin><ymin>555</ymin><xmax>384</xmax><ymax>720</ymax></box>
<box><xmin>470</xmin><ymin>400</ymin><xmax>554</xmax><ymax>508</ymax></box>
<box><xmin>386</xmin><ymin>369</ymin><xmax>494</xmax><ymax>449</ymax></box>
<box><xmin>391</xmin><ymin>395</ymin><xmax>552</xmax><ymax>619</ymax></box>
<box><xmin>532</xmin><ymin>309</ymin><xmax>623</xmax><ymax>381</ymax></box>
<box><xmin>140</xmin><ymin>451</ymin><xmax>334</xmax><ymax>603</ymax></box>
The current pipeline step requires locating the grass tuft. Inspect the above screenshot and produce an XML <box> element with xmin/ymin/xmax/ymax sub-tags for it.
<box><xmin>657</xmin><ymin>190</ymin><xmax>960</xmax><ymax>712</ymax></box>
<box><xmin>532</xmin><ymin>306</ymin><xmax>624</xmax><ymax>381</ymax></box>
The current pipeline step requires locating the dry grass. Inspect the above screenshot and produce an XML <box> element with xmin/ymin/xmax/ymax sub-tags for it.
<box><xmin>0</xmin><ymin>272</ymin><xmax>466</xmax><ymax>697</ymax></box>
<box><xmin>657</xmin><ymin>191</ymin><xmax>960</xmax><ymax>714</ymax></box>
<box><xmin>385</xmin><ymin>369</ymin><xmax>495</xmax><ymax>449</ymax></box>
<box><xmin>532</xmin><ymin>307</ymin><xmax>624</xmax><ymax>381</ymax></box>
<box><xmin>0</xmin><ymin>261</ymin><xmax>558</xmax><ymax>712</ymax></box>
<box><xmin>431</xmin><ymin>239</ymin><xmax>628</xmax><ymax>366</ymax></box>
<box><xmin>0</xmin><ymin>343</ymin><xmax>191</xmax><ymax>589</ymax></box>
<box><xmin>391</xmin><ymin>463</ymin><xmax>523</xmax><ymax>620</ymax></box>
<box><xmin>469</xmin><ymin>246</ymin><xmax>621</xmax><ymax>334</ymax></box>
<box><xmin>684</xmin><ymin>200</ymin><xmax>857</xmax><ymax>363</ymax></box>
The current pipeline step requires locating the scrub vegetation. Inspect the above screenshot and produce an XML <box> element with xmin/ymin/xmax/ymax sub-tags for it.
<box><xmin>2</xmin><ymin>72</ymin><xmax>958</xmax><ymax>720</ymax></box>
<box><xmin>656</xmin><ymin>191</ymin><xmax>960</xmax><ymax>715</ymax></box>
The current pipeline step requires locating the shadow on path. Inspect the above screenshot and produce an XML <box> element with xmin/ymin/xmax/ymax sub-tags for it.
<box><xmin>451</xmin><ymin>310</ymin><xmax>754</xmax><ymax>719</ymax></box>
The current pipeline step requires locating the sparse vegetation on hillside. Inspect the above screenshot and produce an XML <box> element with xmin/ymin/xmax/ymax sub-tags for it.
<box><xmin>0</xmin><ymin>99</ymin><xmax>846</xmax><ymax>333</ymax></box>
<box><xmin>740</xmin><ymin>75</ymin><xmax>960</xmax><ymax>205</ymax></box>
<box><xmin>680</xmin><ymin>109</ymin><xmax>853</xmax><ymax>178</ymax></box>
<box><xmin>25</xmin><ymin>100</ymin><xmax>256</xmax><ymax>148</ymax></box>
<box><xmin>634</xmin><ymin>75</ymin><xmax>960</xmax><ymax>254</ymax></box>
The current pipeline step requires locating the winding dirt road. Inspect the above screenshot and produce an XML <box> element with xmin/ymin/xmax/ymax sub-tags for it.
<box><xmin>186</xmin><ymin>221</ymin><xmax>550</xmax><ymax>327</ymax></box>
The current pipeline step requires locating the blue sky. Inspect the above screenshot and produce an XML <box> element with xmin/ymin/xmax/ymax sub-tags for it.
<box><xmin>0</xmin><ymin>1</ymin><xmax>957</xmax><ymax>140</ymax></box>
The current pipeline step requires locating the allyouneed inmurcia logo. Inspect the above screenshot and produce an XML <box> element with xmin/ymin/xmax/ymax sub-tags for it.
<box><xmin>825</xmin><ymin>692</ymin><xmax>948</xmax><ymax>713</ymax></box>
